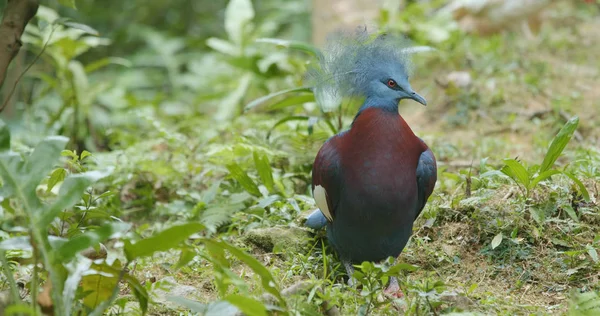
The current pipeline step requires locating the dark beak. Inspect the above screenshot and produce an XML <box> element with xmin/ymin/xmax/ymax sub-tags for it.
<box><xmin>410</xmin><ymin>91</ymin><xmax>427</xmax><ymax>106</ymax></box>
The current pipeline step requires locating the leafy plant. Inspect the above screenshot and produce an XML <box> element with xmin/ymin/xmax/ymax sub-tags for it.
<box><xmin>0</xmin><ymin>119</ymin><xmax>137</xmax><ymax>314</ymax></box>
<box><xmin>21</xmin><ymin>6</ymin><xmax>130</xmax><ymax>150</ymax></box>
<box><xmin>351</xmin><ymin>258</ymin><xmax>418</xmax><ymax>315</ymax></box>
<box><xmin>500</xmin><ymin>116</ymin><xmax>589</xmax><ymax>200</ymax></box>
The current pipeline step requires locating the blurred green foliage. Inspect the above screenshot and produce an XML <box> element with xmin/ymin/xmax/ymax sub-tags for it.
<box><xmin>0</xmin><ymin>0</ymin><xmax>598</xmax><ymax>315</ymax></box>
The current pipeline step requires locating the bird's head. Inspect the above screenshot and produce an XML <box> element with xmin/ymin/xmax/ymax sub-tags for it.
<box><xmin>308</xmin><ymin>27</ymin><xmax>427</xmax><ymax>112</ymax></box>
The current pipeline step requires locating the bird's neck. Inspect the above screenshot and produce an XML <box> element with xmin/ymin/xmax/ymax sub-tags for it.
<box><xmin>358</xmin><ymin>96</ymin><xmax>398</xmax><ymax>113</ymax></box>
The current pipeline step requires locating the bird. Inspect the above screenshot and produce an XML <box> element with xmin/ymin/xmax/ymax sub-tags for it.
<box><xmin>304</xmin><ymin>27</ymin><xmax>437</xmax><ymax>297</ymax></box>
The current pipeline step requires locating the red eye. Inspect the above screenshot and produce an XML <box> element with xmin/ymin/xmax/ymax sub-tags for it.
<box><xmin>387</xmin><ymin>79</ymin><xmax>396</xmax><ymax>88</ymax></box>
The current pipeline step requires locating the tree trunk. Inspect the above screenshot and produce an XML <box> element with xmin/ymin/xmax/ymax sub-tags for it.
<box><xmin>0</xmin><ymin>0</ymin><xmax>39</xmax><ymax>90</ymax></box>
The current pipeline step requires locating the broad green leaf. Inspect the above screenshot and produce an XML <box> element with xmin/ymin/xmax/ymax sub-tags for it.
<box><xmin>224</xmin><ymin>0</ymin><xmax>254</xmax><ymax>45</ymax></box>
<box><xmin>40</xmin><ymin>171</ymin><xmax>108</xmax><ymax>228</ymax></box>
<box><xmin>86</xmin><ymin>260</ymin><xmax>148</xmax><ymax>315</ymax></box>
<box><xmin>81</xmin><ymin>262</ymin><xmax>120</xmax><ymax>309</ymax></box>
<box><xmin>530</xmin><ymin>169</ymin><xmax>562</xmax><ymax>190</ymax></box>
<box><xmin>3</xmin><ymin>304</ymin><xmax>36</xmax><ymax>315</ymax></box>
<box><xmin>80</xmin><ymin>150</ymin><xmax>92</xmax><ymax>160</ymax></box>
<box><xmin>0</xmin><ymin>136</ymin><xmax>68</xmax><ymax>212</ymax></box>
<box><xmin>540</xmin><ymin>116</ymin><xmax>579</xmax><ymax>173</ymax></box>
<box><xmin>226</xmin><ymin>163</ymin><xmax>261</xmax><ymax>196</ymax></box>
<box><xmin>491</xmin><ymin>233</ymin><xmax>503</xmax><ymax>249</ymax></box>
<box><xmin>124</xmin><ymin>222</ymin><xmax>205</xmax><ymax>261</ymax></box>
<box><xmin>244</xmin><ymin>87</ymin><xmax>312</xmax><ymax>112</ymax></box>
<box><xmin>47</xmin><ymin>168</ymin><xmax>67</xmax><ymax>193</ymax></box>
<box><xmin>24</xmin><ymin>136</ymin><xmax>69</xmax><ymax>195</ymax></box>
<box><xmin>55</xmin><ymin>222</ymin><xmax>131</xmax><ymax>261</ymax></box>
<box><xmin>123</xmin><ymin>273</ymin><xmax>149</xmax><ymax>314</ymax></box>
<box><xmin>563</xmin><ymin>171</ymin><xmax>591</xmax><ymax>202</ymax></box>
<box><xmin>224</xmin><ymin>294</ymin><xmax>267</xmax><ymax>316</ymax></box>
<box><xmin>253</xmin><ymin>152</ymin><xmax>274</xmax><ymax>192</ymax></box>
<box><xmin>63</xmin><ymin>256</ymin><xmax>92</xmax><ymax>316</ymax></box>
<box><xmin>0</xmin><ymin>119</ymin><xmax>10</xmax><ymax>151</ymax></box>
<box><xmin>502</xmin><ymin>159</ymin><xmax>530</xmax><ymax>188</ymax></box>
<box><xmin>255</xmin><ymin>38</ymin><xmax>321</xmax><ymax>57</ymax></box>
<box><xmin>385</xmin><ymin>262</ymin><xmax>419</xmax><ymax>275</ymax></box>
<box><xmin>173</xmin><ymin>248</ymin><xmax>196</xmax><ymax>270</ymax></box>
<box><xmin>59</xmin><ymin>0</ymin><xmax>77</xmax><ymax>9</ymax></box>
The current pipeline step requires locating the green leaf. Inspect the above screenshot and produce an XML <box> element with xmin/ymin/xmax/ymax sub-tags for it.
<box><xmin>123</xmin><ymin>273</ymin><xmax>149</xmax><ymax>314</ymax></box>
<box><xmin>84</xmin><ymin>57</ymin><xmax>131</xmax><ymax>73</ymax></box>
<box><xmin>253</xmin><ymin>152</ymin><xmax>274</xmax><ymax>192</ymax></box>
<box><xmin>62</xmin><ymin>22</ymin><xmax>98</xmax><ymax>35</ymax></box>
<box><xmin>267</xmin><ymin>94</ymin><xmax>315</xmax><ymax>111</ymax></box>
<box><xmin>55</xmin><ymin>222</ymin><xmax>131</xmax><ymax>261</ymax></box>
<box><xmin>540</xmin><ymin>116</ymin><xmax>579</xmax><ymax>173</ymax></box>
<box><xmin>563</xmin><ymin>171</ymin><xmax>591</xmax><ymax>202</ymax></box>
<box><xmin>173</xmin><ymin>248</ymin><xmax>196</xmax><ymax>270</ymax></box>
<box><xmin>563</xmin><ymin>205</ymin><xmax>579</xmax><ymax>222</ymax></box>
<box><xmin>3</xmin><ymin>304</ymin><xmax>37</xmax><ymax>315</ymax></box>
<box><xmin>530</xmin><ymin>169</ymin><xmax>562</xmax><ymax>190</ymax></box>
<box><xmin>224</xmin><ymin>0</ymin><xmax>254</xmax><ymax>45</ymax></box>
<box><xmin>202</xmin><ymin>239</ymin><xmax>285</xmax><ymax>306</ymax></box>
<box><xmin>385</xmin><ymin>262</ymin><xmax>419</xmax><ymax>275</ymax></box>
<box><xmin>586</xmin><ymin>244</ymin><xmax>598</xmax><ymax>263</ymax></box>
<box><xmin>25</xmin><ymin>136</ymin><xmax>70</xmax><ymax>196</ymax></box>
<box><xmin>80</xmin><ymin>150</ymin><xmax>92</xmax><ymax>160</ymax></box>
<box><xmin>46</xmin><ymin>168</ymin><xmax>67</xmax><ymax>193</ymax></box>
<box><xmin>491</xmin><ymin>233</ymin><xmax>503</xmax><ymax>249</ymax></box>
<box><xmin>567</xmin><ymin>290</ymin><xmax>600</xmax><ymax>315</ymax></box>
<box><xmin>0</xmin><ymin>136</ymin><xmax>69</xmax><ymax>214</ymax></box>
<box><xmin>502</xmin><ymin>159</ymin><xmax>530</xmax><ymax>188</ymax></box>
<box><xmin>0</xmin><ymin>119</ymin><xmax>10</xmax><ymax>151</ymax></box>
<box><xmin>59</xmin><ymin>0</ymin><xmax>77</xmax><ymax>9</ymax></box>
<box><xmin>124</xmin><ymin>222</ymin><xmax>205</xmax><ymax>261</ymax></box>
<box><xmin>267</xmin><ymin>115</ymin><xmax>311</xmax><ymax>139</ymax></box>
<box><xmin>255</xmin><ymin>38</ymin><xmax>321</xmax><ymax>57</ymax></box>
<box><xmin>226</xmin><ymin>163</ymin><xmax>261</xmax><ymax>196</ymax></box>
<box><xmin>81</xmin><ymin>262</ymin><xmax>120</xmax><ymax>309</ymax></box>
<box><xmin>223</xmin><ymin>294</ymin><xmax>268</xmax><ymax>316</ymax></box>
<box><xmin>62</xmin><ymin>255</ymin><xmax>92</xmax><ymax>316</ymax></box>
<box><xmin>40</xmin><ymin>171</ymin><xmax>107</xmax><ymax>228</ymax></box>
<box><xmin>244</xmin><ymin>87</ymin><xmax>312</xmax><ymax>112</ymax></box>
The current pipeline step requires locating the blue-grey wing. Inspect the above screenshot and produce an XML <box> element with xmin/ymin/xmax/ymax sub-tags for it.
<box><xmin>415</xmin><ymin>147</ymin><xmax>437</xmax><ymax>220</ymax></box>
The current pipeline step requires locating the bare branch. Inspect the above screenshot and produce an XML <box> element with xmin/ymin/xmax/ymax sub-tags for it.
<box><xmin>0</xmin><ymin>0</ymin><xmax>39</xmax><ymax>89</ymax></box>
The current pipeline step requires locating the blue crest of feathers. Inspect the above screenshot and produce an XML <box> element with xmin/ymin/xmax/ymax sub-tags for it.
<box><xmin>307</xmin><ymin>26</ymin><xmax>414</xmax><ymax>111</ymax></box>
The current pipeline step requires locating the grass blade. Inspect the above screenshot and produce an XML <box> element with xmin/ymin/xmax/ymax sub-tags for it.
<box><xmin>244</xmin><ymin>87</ymin><xmax>312</xmax><ymax>112</ymax></box>
<box><xmin>539</xmin><ymin>116</ymin><xmax>579</xmax><ymax>173</ymax></box>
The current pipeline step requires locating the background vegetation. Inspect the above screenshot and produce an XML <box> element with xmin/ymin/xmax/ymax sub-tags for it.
<box><xmin>0</xmin><ymin>0</ymin><xmax>598</xmax><ymax>315</ymax></box>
